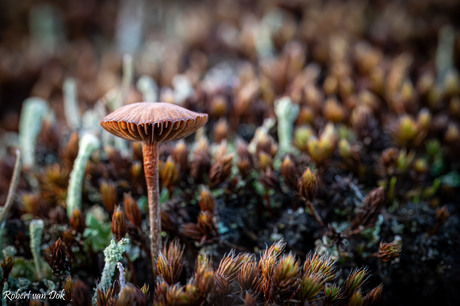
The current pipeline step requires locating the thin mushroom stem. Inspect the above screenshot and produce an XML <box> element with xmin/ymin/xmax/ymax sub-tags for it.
<box><xmin>142</xmin><ymin>141</ymin><xmax>161</xmax><ymax>281</ymax></box>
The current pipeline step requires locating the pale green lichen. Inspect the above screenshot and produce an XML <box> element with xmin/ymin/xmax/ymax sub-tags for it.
<box><xmin>19</xmin><ymin>98</ymin><xmax>49</xmax><ymax>168</ymax></box>
<box><xmin>435</xmin><ymin>25</ymin><xmax>455</xmax><ymax>87</ymax></box>
<box><xmin>63</xmin><ymin>78</ymin><xmax>81</xmax><ymax>129</ymax></box>
<box><xmin>116</xmin><ymin>0</ymin><xmax>144</xmax><ymax>54</ymax></box>
<box><xmin>106</xmin><ymin>54</ymin><xmax>132</xmax><ymax>156</ymax></box>
<box><xmin>92</xmin><ymin>238</ymin><xmax>129</xmax><ymax>304</ymax></box>
<box><xmin>17</xmin><ymin>277</ymin><xmax>31</xmax><ymax>290</ymax></box>
<box><xmin>361</xmin><ymin>214</ymin><xmax>384</xmax><ymax>248</ymax></box>
<box><xmin>255</xmin><ymin>10</ymin><xmax>279</xmax><ymax>57</ymax></box>
<box><xmin>93</xmin><ymin>100</ymin><xmax>115</xmax><ymax>149</ymax></box>
<box><xmin>66</xmin><ymin>133</ymin><xmax>100</xmax><ymax>218</ymax></box>
<box><xmin>81</xmin><ymin>101</ymin><xmax>115</xmax><ymax>155</ymax></box>
<box><xmin>81</xmin><ymin>108</ymin><xmax>102</xmax><ymax>132</ymax></box>
<box><xmin>115</xmin><ymin>54</ymin><xmax>133</xmax><ymax>110</ymax></box>
<box><xmin>137</xmin><ymin>75</ymin><xmax>158</xmax><ymax>102</ymax></box>
<box><xmin>172</xmin><ymin>74</ymin><xmax>193</xmax><ymax>105</ymax></box>
<box><xmin>39</xmin><ymin>279</ymin><xmax>56</xmax><ymax>295</ymax></box>
<box><xmin>0</xmin><ymin>220</ymin><xmax>5</xmax><ymax>262</ymax></box>
<box><xmin>29</xmin><ymin>219</ymin><xmax>45</xmax><ymax>279</ymax></box>
<box><xmin>2</xmin><ymin>246</ymin><xmax>17</xmax><ymax>259</ymax></box>
<box><xmin>29</xmin><ymin>5</ymin><xmax>62</xmax><ymax>58</ymax></box>
<box><xmin>2</xmin><ymin>282</ymin><xmax>8</xmax><ymax>306</ymax></box>
<box><xmin>274</xmin><ymin>96</ymin><xmax>299</xmax><ymax>156</ymax></box>
<box><xmin>0</xmin><ymin>131</ymin><xmax>19</xmax><ymax>159</ymax></box>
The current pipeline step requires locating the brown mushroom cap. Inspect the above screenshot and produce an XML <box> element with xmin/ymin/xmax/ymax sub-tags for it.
<box><xmin>100</xmin><ymin>102</ymin><xmax>208</xmax><ymax>144</ymax></box>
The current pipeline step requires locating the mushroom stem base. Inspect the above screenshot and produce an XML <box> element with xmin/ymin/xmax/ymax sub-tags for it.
<box><xmin>143</xmin><ymin>141</ymin><xmax>161</xmax><ymax>281</ymax></box>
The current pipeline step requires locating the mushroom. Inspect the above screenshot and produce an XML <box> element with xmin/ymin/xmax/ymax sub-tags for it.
<box><xmin>100</xmin><ymin>102</ymin><xmax>208</xmax><ymax>277</ymax></box>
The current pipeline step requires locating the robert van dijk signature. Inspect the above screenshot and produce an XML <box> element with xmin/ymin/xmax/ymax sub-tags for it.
<box><xmin>3</xmin><ymin>289</ymin><xmax>66</xmax><ymax>300</ymax></box>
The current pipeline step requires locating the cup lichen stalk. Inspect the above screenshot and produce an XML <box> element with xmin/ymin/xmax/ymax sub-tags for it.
<box><xmin>137</xmin><ymin>75</ymin><xmax>158</xmax><ymax>102</ymax></box>
<box><xmin>30</xmin><ymin>219</ymin><xmax>45</xmax><ymax>279</ymax></box>
<box><xmin>435</xmin><ymin>25</ymin><xmax>455</xmax><ymax>88</ymax></box>
<box><xmin>97</xmin><ymin>102</ymin><xmax>112</xmax><ymax>142</ymax></box>
<box><xmin>113</xmin><ymin>54</ymin><xmax>133</xmax><ymax>157</ymax></box>
<box><xmin>29</xmin><ymin>5</ymin><xmax>60</xmax><ymax>58</ymax></box>
<box><xmin>81</xmin><ymin>100</ymin><xmax>113</xmax><ymax>149</ymax></box>
<box><xmin>172</xmin><ymin>74</ymin><xmax>194</xmax><ymax>105</ymax></box>
<box><xmin>92</xmin><ymin>238</ymin><xmax>129</xmax><ymax>304</ymax></box>
<box><xmin>81</xmin><ymin>106</ymin><xmax>103</xmax><ymax>133</ymax></box>
<box><xmin>115</xmin><ymin>53</ymin><xmax>133</xmax><ymax>110</ymax></box>
<box><xmin>19</xmin><ymin>97</ymin><xmax>49</xmax><ymax>168</ymax></box>
<box><xmin>66</xmin><ymin>133</ymin><xmax>101</xmax><ymax>218</ymax></box>
<box><xmin>63</xmin><ymin>77</ymin><xmax>81</xmax><ymax>129</ymax></box>
<box><xmin>275</xmin><ymin>96</ymin><xmax>299</xmax><ymax>157</ymax></box>
<box><xmin>116</xmin><ymin>0</ymin><xmax>144</xmax><ymax>54</ymax></box>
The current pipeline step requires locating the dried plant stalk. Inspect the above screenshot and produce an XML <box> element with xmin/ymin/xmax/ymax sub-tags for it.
<box><xmin>0</xmin><ymin>149</ymin><xmax>21</xmax><ymax>226</ymax></box>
